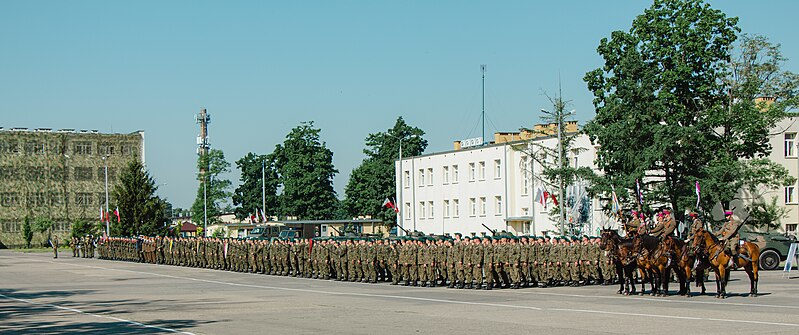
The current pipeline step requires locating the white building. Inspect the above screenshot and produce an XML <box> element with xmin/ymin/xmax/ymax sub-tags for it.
<box><xmin>396</xmin><ymin>123</ymin><xmax>611</xmax><ymax>237</ymax></box>
<box><xmin>396</xmin><ymin>115</ymin><xmax>799</xmax><ymax>238</ymax></box>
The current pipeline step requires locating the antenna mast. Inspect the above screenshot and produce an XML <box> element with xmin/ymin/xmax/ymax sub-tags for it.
<box><xmin>481</xmin><ymin>64</ymin><xmax>486</xmax><ymax>145</ymax></box>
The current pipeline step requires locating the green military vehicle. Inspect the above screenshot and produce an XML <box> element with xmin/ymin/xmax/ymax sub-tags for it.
<box><xmin>740</xmin><ymin>229</ymin><xmax>797</xmax><ymax>270</ymax></box>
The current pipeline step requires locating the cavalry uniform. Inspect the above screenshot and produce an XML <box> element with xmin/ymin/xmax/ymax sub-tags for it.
<box><xmin>716</xmin><ymin>212</ymin><xmax>743</xmax><ymax>256</ymax></box>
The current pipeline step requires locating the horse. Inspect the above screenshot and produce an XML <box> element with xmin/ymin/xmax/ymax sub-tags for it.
<box><xmin>631</xmin><ymin>234</ymin><xmax>663</xmax><ymax>296</ymax></box>
<box><xmin>659</xmin><ymin>236</ymin><xmax>690</xmax><ymax>296</ymax></box>
<box><xmin>599</xmin><ymin>228</ymin><xmax>638</xmax><ymax>295</ymax></box>
<box><xmin>691</xmin><ymin>229</ymin><xmax>760</xmax><ymax>298</ymax></box>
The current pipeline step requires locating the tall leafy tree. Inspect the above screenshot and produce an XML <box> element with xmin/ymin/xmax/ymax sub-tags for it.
<box><xmin>513</xmin><ymin>94</ymin><xmax>595</xmax><ymax>235</ymax></box>
<box><xmin>112</xmin><ymin>161</ymin><xmax>168</xmax><ymax>236</ymax></box>
<box><xmin>343</xmin><ymin>117</ymin><xmax>427</xmax><ymax>226</ymax></box>
<box><xmin>21</xmin><ymin>216</ymin><xmax>33</xmax><ymax>248</ymax></box>
<box><xmin>583</xmin><ymin>0</ymin><xmax>796</xmax><ymax>219</ymax></box>
<box><xmin>191</xmin><ymin>149</ymin><xmax>233</xmax><ymax>227</ymax></box>
<box><xmin>273</xmin><ymin>122</ymin><xmax>338</xmax><ymax>220</ymax></box>
<box><xmin>232</xmin><ymin>152</ymin><xmax>279</xmax><ymax>220</ymax></box>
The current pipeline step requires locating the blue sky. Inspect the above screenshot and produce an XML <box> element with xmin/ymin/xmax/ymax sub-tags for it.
<box><xmin>2</xmin><ymin>1</ymin><xmax>797</xmax><ymax>209</ymax></box>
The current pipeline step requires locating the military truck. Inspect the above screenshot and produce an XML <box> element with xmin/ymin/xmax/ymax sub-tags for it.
<box><xmin>247</xmin><ymin>223</ymin><xmax>286</xmax><ymax>240</ymax></box>
<box><xmin>740</xmin><ymin>229</ymin><xmax>797</xmax><ymax>270</ymax></box>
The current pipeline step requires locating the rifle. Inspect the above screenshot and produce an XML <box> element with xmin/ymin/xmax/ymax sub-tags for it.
<box><xmin>397</xmin><ymin>225</ymin><xmax>411</xmax><ymax>236</ymax></box>
<box><xmin>481</xmin><ymin>223</ymin><xmax>497</xmax><ymax>236</ymax></box>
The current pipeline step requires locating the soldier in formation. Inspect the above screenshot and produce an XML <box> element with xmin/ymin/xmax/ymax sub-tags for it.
<box><xmin>92</xmin><ymin>234</ymin><xmax>614</xmax><ymax>290</ymax></box>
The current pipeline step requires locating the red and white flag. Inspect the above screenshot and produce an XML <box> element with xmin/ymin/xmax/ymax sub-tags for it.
<box><xmin>695</xmin><ymin>181</ymin><xmax>701</xmax><ymax>208</ymax></box>
<box><xmin>260</xmin><ymin>208</ymin><xmax>268</xmax><ymax>222</ymax></box>
<box><xmin>114</xmin><ymin>207</ymin><xmax>121</xmax><ymax>223</ymax></box>
<box><xmin>382</xmin><ymin>198</ymin><xmax>399</xmax><ymax>213</ymax></box>
<box><xmin>99</xmin><ymin>207</ymin><xmax>104</xmax><ymax>221</ymax></box>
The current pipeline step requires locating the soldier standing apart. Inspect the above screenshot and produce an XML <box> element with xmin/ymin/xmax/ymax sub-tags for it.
<box><xmin>51</xmin><ymin>235</ymin><xmax>59</xmax><ymax>259</ymax></box>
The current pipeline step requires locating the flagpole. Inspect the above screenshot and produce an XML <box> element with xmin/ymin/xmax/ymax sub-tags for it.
<box><xmin>103</xmin><ymin>155</ymin><xmax>109</xmax><ymax>237</ymax></box>
<box><xmin>262</xmin><ymin>159</ymin><xmax>266</xmax><ymax>222</ymax></box>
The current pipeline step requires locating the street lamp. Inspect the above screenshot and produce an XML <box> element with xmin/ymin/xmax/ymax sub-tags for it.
<box><xmin>388</xmin><ymin>133</ymin><xmax>420</xmax><ymax>235</ymax></box>
<box><xmin>102</xmin><ymin>155</ymin><xmax>109</xmax><ymax>237</ymax></box>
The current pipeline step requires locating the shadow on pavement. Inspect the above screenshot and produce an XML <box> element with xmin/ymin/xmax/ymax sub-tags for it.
<box><xmin>0</xmin><ymin>288</ymin><xmax>217</xmax><ymax>334</ymax></box>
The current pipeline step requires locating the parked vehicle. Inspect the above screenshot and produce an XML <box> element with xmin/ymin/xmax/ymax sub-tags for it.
<box><xmin>740</xmin><ymin>229</ymin><xmax>797</xmax><ymax>270</ymax></box>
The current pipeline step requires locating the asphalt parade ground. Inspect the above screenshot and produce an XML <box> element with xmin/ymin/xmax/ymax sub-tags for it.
<box><xmin>1</xmin><ymin>250</ymin><xmax>798</xmax><ymax>335</ymax></box>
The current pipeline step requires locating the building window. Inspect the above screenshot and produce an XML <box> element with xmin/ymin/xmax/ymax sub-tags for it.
<box><xmin>0</xmin><ymin>192</ymin><xmax>19</xmax><ymax>207</ymax></box>
<box><xmin>405</xmin><ymin>203</ymin><xmax>411</xmax><ymax>220</ymax></box>
<box><xmin>494</xmin><ymin>159</ymin><xmax>501</xmax><ymax>179</ymax></box>
<box><xmin>75</xmin><ymin>193</ymin><xmax>93</xmax><ymax>207</ymax></box>
<box><xmin>25</xmin><ymin>167</ymin><xmax>46</xmax><ymax>181</ymax></box>
<box><xmin>469</xmin><ymin>163</ymin><xmax>476</xmax><ymax>181</ymax></box>
<box><xmin>98</xmin><ymin>142</ymin><xmax>115</xmax><ymax>156</ymax></box>
<box><xmin>522</xmin><ymin>176</ymin><xmax>529</xmax><ymax>196</ymax></box>
<box><xmin>480</xmin><ymin>197</ymin><xmax>486</xmax><ymax>216</ymax></box>
<box><xmin>0</xmin><ymin>166</ymin><xmax>17</xmax><ymax>181</ymax></box>
<box><xmin>26</xmin><ymin>193</ymin><xmax>48</xmax><ymax>207</ymax></box>
<box><xmin>453</xmin><ymin>199</ymin><xmax>460</xmax><ymax>217</ymax></box>
<box><xmin>404</xmin><ymin>171</ymin><xmax>410</xmax><ymax>187</ymax></box>
<box><xmin>495</xmin><ymin>196</ymin><xmax>502</xmax><ymax>215</ymax></box>
<box><xmin>521</xmin><ymin>156</ymin><xmax>528</xmax><ymax>172</ymax></box>
<box><xmin>786</xmin><ymin>224</ymin><xmax>797</xmax><ymax>236</ymax></box>
<box><xmin>469</xmin><ymin>198</ymin><xmax>476</xmax><ymax>216</ymax></box>
<box><xmin>785</xmin><ymin>133</ymin><xmax>797</xmax><ymax>157</ymax></box>
<box><xmin>419</xmin><ymin>201</ymin><xmax>426</xmax><ymax>219</ymax></box>
<box><xmin>479</xmin><ymin>161</ymin><xmax>486</xmax><ymax>180</ymax></box>
<box><xmin>443</xmin><ymin>200</ymin><xmax>450</xmax><ymax>218</ymax></box>
<box><xmin>418</xmin><ymin>169</ymin><xmax>425</xmax><ymax>187</ymax></box>
<box><xmin>786</xmin><ymin>186</ymin><xmax>796</xmax><ymax>204</ymax></box>
<box><xmin>427</xmin><ymin>168</ymin><xmax>433</xmax><ymax>186</ymax></box>
<box><xmin>73</xmin><ymin>141</ymin><xmax>93</xmax><ymax>155</ymax></box>
<box><xmin>452</xmin><ymin>165</ymin><xmax>459</xmax><ymax>183</ymax></box>
<box><xmin>74</xmin><ymin>167</ymin><xmax>93</xmax><ymax>181</ymax></box>
<box><xmin>25</xmin><ymin>141</ymin><xmax>45</xmax><ymax>155</ymax></box>
<box><xmin>428</xmin><ymin>201</ymin><xmax>434</xmax><ymax>218</ymax></box>
<box><xmin>443</xmin><ymin>166</ymin><xmax>449</xmax><ymax>184</ymax></box>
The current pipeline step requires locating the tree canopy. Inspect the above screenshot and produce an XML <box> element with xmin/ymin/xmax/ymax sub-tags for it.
<box><xmin>191</xmin><ymin>149</ymin><xmax>233</xmax><ymax>227</ymax></box>
<box><xmin>583</xmin><ymin>0</ymin><xmax>797</xmax><ymax>218</ymax></box>
<box><xmin>232</xmin><ymin>152</ymin><xmax>279</xmax><ymax>220</ymax></box>
<box><xmin>112</xmin><ymin>161</ymin><xmax>169</xmax><ymax>236</ymax></box>
<box><xmin>272</xmin><ymin>122</ymin><xmax>339</xmax><ymax>220</ymax></box>
<box><xmin>343</xmin><ymin>117</ymin><xmax>427</xmax><ymax>226</ymax></box>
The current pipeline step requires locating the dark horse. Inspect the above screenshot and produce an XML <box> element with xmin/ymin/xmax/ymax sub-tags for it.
<box><xmin>691</xmin><ymin>229</ymin><xmax>760</xmax><ymax>298</ymax></box>
<box><xmin>599</xmin><ymin>228</ymin><xmax>638</xmax><ymax>295</ymax></box>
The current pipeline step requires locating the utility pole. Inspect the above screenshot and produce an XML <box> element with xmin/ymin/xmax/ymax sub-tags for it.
<box><xmin>196</xmin><ymin>108</ymin><xmax>211</xmax><ymax>236</ymax></box>
<box><xmin>103</xmin><ymin>155</ymin><xmax>109</xmax><ymax>237</ymax></box>
<box><xmin>262</xmin><ymin>159</ymin><xmax>266</xmax><ymax>222</ymax></box>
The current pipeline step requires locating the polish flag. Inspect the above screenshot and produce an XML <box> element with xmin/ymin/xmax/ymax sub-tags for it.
<box><xmin>114</xmin><ymin>207</ymin><xmax>120</xmax><ymax>223</ymax></box>
<box><xmin>382</xmin><ymin>198</ymin><xmax>399</xmax><ymax>213</ymax></box>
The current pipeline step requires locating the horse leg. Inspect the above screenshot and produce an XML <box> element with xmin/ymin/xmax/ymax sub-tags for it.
<box><xmin>616</xmin><ymin>264</ymin><xmax>624</xmax><ymax>294</ymax></box>
<box><xmin>626</xmin><ymin>266</ymin><xmax>636</xmax><ymax>296</ymax></box>
<box><xmin>661</xmin><ymin>267</ymin><xmax>670</xmax><ymax>297</ymax></box>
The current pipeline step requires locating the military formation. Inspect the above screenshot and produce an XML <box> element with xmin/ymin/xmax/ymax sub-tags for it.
<box><xmin>69</xmin><ymin>235</ymin><xmax>97</xmax><ymax>258</ymax></box>
<box><xmin>93</xmin><ymin>234</ymin><xmax>616</xmax><ymax>290</ymax></box>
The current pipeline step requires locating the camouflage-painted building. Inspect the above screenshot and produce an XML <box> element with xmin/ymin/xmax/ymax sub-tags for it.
<box><xmin>0</xmin><ymin>127</ymin><xmax>144</xmax><ymax>247</ymax></box>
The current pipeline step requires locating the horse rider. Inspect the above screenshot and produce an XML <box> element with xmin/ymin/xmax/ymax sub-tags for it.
<box><xmin>715</xmin><ymin>210</ymin><xmax>745</xmax><ymax>264</ymax></box>
<box><xmin>624</xmin><ymin>211</ymin><xmax>641</xmax><ymax>236</ymax></box>
<box><xmin>636</xmin><ymin>213</ymin><xmax>649</xmax><ymax>235</ymax></box>
<box><xmin>660</xmin><ymin>209</ymin><xmax>677</xmax><ymax>240</ymax></box>
<box><xmin>649</xmin><ymin>211</ymin><xmax>666</xmax><ymax>238</ymax></box>
<box><xmin>685</xmin><ymin>212</ymin><xmax>703</xmax><ymax>242</ymax></box>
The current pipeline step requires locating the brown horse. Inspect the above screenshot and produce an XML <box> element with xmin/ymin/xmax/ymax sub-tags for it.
<box><xmin>691</xmin><ymin>229</ymin><xmax>760</xmax><ymax>298</ymax></box>
<box><xmin>673</xmin><ymin>242</ymin><xmax>707</xmax><ymax>297</ymax></box>
<box><xmin>599</xmin><ymin>228</ymin><xmax>638</xmax><ymax>295</ymax></box>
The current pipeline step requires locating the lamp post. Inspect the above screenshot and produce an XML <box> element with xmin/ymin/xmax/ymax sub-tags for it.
<box><xmin>102</xmin><ymin>155</ymin><xmax>109</xmax><ymax>237</ymax></box>
<box><xmin>395</xmin><ymin>134</ymin><xmax>421</xmax><ymax>235</ymax></box>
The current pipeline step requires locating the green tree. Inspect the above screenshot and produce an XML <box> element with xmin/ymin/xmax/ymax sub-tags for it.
<box><xmin>21</xmin><ymin>216</ymin><xmax>33</xmax><ymax>248</ymax></box>
<box><xmin>232</xmin><ymin>152</ymin><xmax>279</xmax><ymax>221</ymax></box>
<box><xmin>747</xmin><ymin>197</ymin><xmax>789</xmax><ymax>232</ymax></box>
<box><xmin>343</xmin><ymin>117</ymin><xmax>427</xmax><ymax>227</ymax></box>
<box><xmin>191</xmin><ymin>149</ymin><xmax>233</xmax><ymax>227</ymax></box>
<box><xmin>583</xmin><ymin>0</ymin><xmax>796</xmax><ymax>218</ymax></box>
<box><xmin>513</xmin><ymin>94</ymin><xmax>595</xmax><ymax>235</ymax></box>
<box><xmin>112</xmin><ymin>161</ymin><xmax>169</xmax><ymax>236</ymax></box>
<box><xmin>70</xmin><ymin>219</ymin><xmax>97</xmax><ymax>239</ymax></box>
<box><xmin>273</xmin><ymin>121</ymin><xmax>338</xmax><ymax>220</ymax></box>
<box><xmin>33</xmin><ymin>217</ymin><xmax>54</xmax><ymax>247</ymax></box>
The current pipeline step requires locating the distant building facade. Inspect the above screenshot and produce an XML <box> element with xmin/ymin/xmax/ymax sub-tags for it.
<box><xmin>0</xmin><ymin>127</ymin><xmax>144</xmax><ymax>247</ymax></box>
<box><xmin>396</xmin><ymin>122</ymin><xmax>611</xmax><ymax>237</ymax></box>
